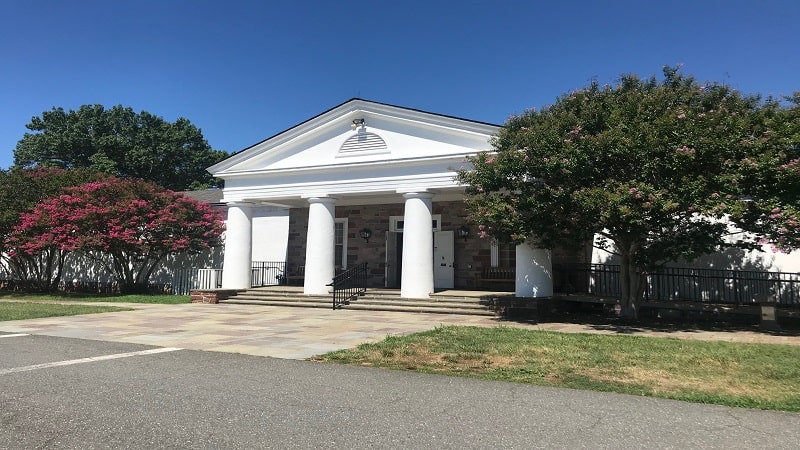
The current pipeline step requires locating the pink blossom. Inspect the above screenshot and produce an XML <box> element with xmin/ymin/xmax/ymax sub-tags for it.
<box><xmin>6</xmin><ymin>176</ymin><xmax>225</xmax><ymax>287</ymax></box>
<box><xmin>677</xmin><ymin>113</ymin><xmax>686</xmax><ymax>119</ymax></box>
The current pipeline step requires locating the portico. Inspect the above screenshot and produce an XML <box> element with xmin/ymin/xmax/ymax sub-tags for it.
<box><xmin>212</xmin><ymin>99</ymin><xmax>555</xmax><ymax>299</ymax></box>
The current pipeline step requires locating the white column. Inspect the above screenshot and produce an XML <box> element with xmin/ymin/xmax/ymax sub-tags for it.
<box><xmin>221</xmin><ymin>203</ymin><xmax>253</xmax><ymax>289</ymax></box>
<box><xmin>304</xmin><ymin>197</ymin><xmax>336</xmax><ymax>295</ymax></box>
<box><xmin>515</xmin><ymin>240</ymin><xmax>553</xmax><ymax>298</ymax></box>
<box><xmin>401</xmin><ymin>192</ymin><xmax>434</xmax><ymax>299</ymax></box>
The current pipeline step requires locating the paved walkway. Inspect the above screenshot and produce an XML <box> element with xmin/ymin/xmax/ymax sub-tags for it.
<box><xmin>1</xmin><ymin>301</ymin><xmax>798</xmax><ymax>359</ymax></box>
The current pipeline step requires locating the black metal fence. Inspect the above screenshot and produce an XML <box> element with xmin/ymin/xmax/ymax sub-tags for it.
<box><xmin>328</xmin><ymin>262</ymin><xmax>368</xmax><ymax>309</ymax></box>
<box><xmin>554</xmin><ymin>263</ymin><xmax>800</xmax><ymax>307</ymax></box>
<box><xmin>251</xmin><ymin>261</ymin><xmax>287</xmax><ymax>287</ymax></box>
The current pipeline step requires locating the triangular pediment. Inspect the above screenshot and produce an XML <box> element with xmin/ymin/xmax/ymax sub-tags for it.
<box><xmin>209</xmin><ymin>99</ymin><xmax>500</xmax><ymax>176</ymax></box>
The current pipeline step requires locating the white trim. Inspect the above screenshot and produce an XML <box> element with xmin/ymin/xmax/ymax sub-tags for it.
<box><xmin>335</xmin><ymin>218</ymin><xmax>348</xmax><ymax>269</ymax></box>
<box><xmin>209</xmin><ymin>99</ymin><xmax>500</xmax><ymax>174</ymax></box>
<box><xmin>222</xmin><ymin>174</ymin><xmax>461</xmax><ymax>203</ymax></box>
<box><xmin>216</xmin><ymin>152</ymin><xmax>476</xmax><ymax>179</ymax></box>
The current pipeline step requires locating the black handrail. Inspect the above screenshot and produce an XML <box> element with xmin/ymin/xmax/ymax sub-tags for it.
<box><xmin>327</xmin><ymin>262</ymin><xmax>368</xmax><ymax>309</ymax></box>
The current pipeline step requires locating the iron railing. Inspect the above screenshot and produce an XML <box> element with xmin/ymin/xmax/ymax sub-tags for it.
<box><xmin>554</xmin><ymin>263</ymin><xmax>800</xmax><ymax>307</ymax></box>
<box><xmin>328</xmin><ymin>262</ymin><xmax>368</xmax><ymax>309</ymax></box>
<box><xmin>251</xmin><ymin>261</ymin><xmax>287</xmax><ymax>287</ymax></box>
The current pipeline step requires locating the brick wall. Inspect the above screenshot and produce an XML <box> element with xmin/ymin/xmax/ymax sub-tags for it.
<box><xmin>190</xmin><ymin>289</ymin><xmax>237</xmax><ymax>304</ymax></box>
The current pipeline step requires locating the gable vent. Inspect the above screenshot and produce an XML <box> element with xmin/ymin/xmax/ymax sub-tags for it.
<box><xmin>339</xmin><ymin>132</ymin><xmax>388</xmax><ymax>154</ymax></box>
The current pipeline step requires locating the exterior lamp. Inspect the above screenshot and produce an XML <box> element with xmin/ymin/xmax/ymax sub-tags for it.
<box><xmin>359</xmin><ymin>228</ymin><xmax>372</xmax><ymax>243</ymax></box>
<box><xmin>458</xmin><ymin>225</ymin><xmax>470</xmax><ymax>241</ymax></box>
<box><xmin>351</xmin><ymin>118</ymin><xmax>366</xmax><ymax>129</ymax></box>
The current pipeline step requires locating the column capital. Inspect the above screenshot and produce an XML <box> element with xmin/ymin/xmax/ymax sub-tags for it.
<box><xmin>224</xmin><ymin>201</ymin><xmax>255</xmax><ymax>208</ymax></box>
<box><xmin>305</xmin><ymin>196</ymin><xmax>337</xmax><ymax>205</ymax></box>
<box><xmin>401</xmin><ymin>192</ymin><xmax>435</xmax><ymax>200</ymax></box>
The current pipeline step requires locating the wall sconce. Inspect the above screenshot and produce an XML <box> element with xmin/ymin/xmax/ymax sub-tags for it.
<box><xmin>359</xmin><ymin>228</ymin><xmax>372</xmax><ymax>243</ymax></box>
<box><xmin>458</xmin><ymin>225</ymin><xmax>470</xmax><ymax>241</ymax></box>
<box><xmin>351</xmin><ymin>118</ymin><xmax>366</xmax><ymax>129</ymax></box>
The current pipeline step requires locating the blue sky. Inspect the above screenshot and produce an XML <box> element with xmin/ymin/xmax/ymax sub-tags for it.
<box><xmin>1</xmin><ymin>0</ymin><xmax>798</xmax><ymax>169</ymax></box>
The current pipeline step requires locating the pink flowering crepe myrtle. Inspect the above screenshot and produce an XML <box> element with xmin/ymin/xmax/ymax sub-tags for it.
<box><xmin>8</xmin><ymin>177</ymin><xmax>225</xmax><ymax>292</ymax></box>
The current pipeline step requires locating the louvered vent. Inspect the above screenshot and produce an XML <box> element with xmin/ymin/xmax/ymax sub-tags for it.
<box><xmin>339</xmin><ymin>132</ymin><xmax>388</xmax><ymax>154</ymax></box>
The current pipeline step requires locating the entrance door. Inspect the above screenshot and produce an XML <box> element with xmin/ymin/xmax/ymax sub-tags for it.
<box><xmin>385</xmin><ymin>231</ymin><xmax>402</xmax><ymax>288</ymax></box>
<box><xmin>433</xmin><ymin>231</ymin><xmax>454</xmax><ymax>289</ymax></box>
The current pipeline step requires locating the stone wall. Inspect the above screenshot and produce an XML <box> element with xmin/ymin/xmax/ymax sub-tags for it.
<box><xmin>335</xmin><ymin>203</ymin><xmax>405</xmax><ymax>287</ymax></box>
<box><xmin>286</xmin><ymin>208</ymin><xmax>309</xmax><ymax>277</ymax></box>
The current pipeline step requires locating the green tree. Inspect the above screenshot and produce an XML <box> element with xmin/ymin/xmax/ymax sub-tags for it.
<box><xmin>457</xmin><ymin>67</ymin><xmax>771</xmax><ymax>320</ymax></box>
<box><xmin>13</xmin><ymin>105</ymin><xmax>228</xmax><ymax>190</ymax></box>
<box><xmin>736</xmin><ymin>93</ymin><xmax>800</xmax><ymax>252</ymax></box>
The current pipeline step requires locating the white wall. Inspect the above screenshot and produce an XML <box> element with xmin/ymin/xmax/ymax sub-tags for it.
<box><xmin>251</xmin><ymin>206</ymin><xmax>290</xmax><ymax>262</ymax></box>
<box><xmin>592</xmin><ymin>232</ymin><xmax>800</xmax><ymax>274</ymax></box>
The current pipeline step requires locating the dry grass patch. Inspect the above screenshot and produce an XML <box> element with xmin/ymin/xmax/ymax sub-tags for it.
<box><xmin>315</xmin><ymin>325</ymin><xmax>800</xmax><ymax>412</ymax></box>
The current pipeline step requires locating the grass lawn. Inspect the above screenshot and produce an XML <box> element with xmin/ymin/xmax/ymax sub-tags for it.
<box><xmin>0</xmin><ymin>293</ymin><xmax>190</xmax><ymax>304</ymax></box>
<box><xmin>315</xmin><ymin>325</ymin><xmax>800</xmax><ymax>412</ymax></box>
<box><xmin>0</xmin><ymin>302</ymin><xmax>132</xmax><ymax>321</ymax></box>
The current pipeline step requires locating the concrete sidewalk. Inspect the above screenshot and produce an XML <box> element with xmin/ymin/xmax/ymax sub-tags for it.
<box><xmin>1</xmin><ymin>301</ymin><xmax>798</xmax><ymax>359</ymax></box>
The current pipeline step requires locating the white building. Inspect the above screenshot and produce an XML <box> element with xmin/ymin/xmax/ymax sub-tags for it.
<box><xmin>208</xmin><ymin>99</ymin><xmax>557</xmax><ymax>298</ymax></box>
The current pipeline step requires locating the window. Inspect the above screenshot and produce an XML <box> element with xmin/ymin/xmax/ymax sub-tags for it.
<box><xmin>389</xmin><ymin>215</ymin><xmax>441</xmax><ymax>232</ymax></box>
<box><xmin>335</xmin><ymin>219</ymin><xmax>348</xmax><ymax>269</ymax></box>
<box><xmin>491</xmin><ymin>239</ymin><xmax>516</xmax><ymax>268</ymax></box>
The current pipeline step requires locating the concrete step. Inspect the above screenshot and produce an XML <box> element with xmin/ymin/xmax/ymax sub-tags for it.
<box><xmin>239</xmin><ymin>290</ymin><xmax>501</xmax><ymax>302</ymax></box>
<box><xmin>229</xmin><ymin>293</ymin><xmax>493</xmax><ymax>308</ymax></box>
<box><xmin>222</xmin><ymin>289</ymin><xmax>501</xmax><ymax>316</ymax></box>
<box><xmin>356</xmin><ymin>298</ymin><xmax>491</xmax><ymax>309</ymax></box>
<box><xmin>241</xmin><ymin>288</ymin><xmax>510</xmax><ymax>302</ymax></box>
<box><xmin>345</xmin><ymin>303</ymin><xmax>496</xmax><ymax>316</ymax></box>
<box><xmin>219</xmin><ymin>299</ymin><xmax>332</xmax><ymax>309</ymax></box>
<box><xmin>219</xmin><ymin>297</ymin><xmax>497</xmax><ymax>316</ymax></box>
<box><xmin>231</xmin><ymin>294</ymin><xmax>330</xmax><ymax>303</ymax></box>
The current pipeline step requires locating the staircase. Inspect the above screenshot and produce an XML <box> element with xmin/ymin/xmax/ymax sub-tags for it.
<box><xmin>219</xmin><ymin>287</ymin><xmax>509</xmax><ymax>316</ymax></box>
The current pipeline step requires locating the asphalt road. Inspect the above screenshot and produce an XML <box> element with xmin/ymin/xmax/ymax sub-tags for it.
<box><xmin>2</xmin><ymin>332</ymin><xmax>799</xmax><ymax>449</ymax></box>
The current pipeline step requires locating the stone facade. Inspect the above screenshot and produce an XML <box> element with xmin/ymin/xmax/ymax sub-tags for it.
<box><xmin>285</xmin><ymin>200</ymin><xmax>532</xmax><ymax>290</ymax></box>
<box><xmin>284</xmin><ymin>199</ymin><xmax>589</xmax><ymax>291</ymax></box>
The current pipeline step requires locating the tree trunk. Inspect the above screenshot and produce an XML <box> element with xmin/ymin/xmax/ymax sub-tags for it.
<box><xmin>618</xmin><ymin>248</ymin><xmax>647</xmax><ymax>321</ymax></box>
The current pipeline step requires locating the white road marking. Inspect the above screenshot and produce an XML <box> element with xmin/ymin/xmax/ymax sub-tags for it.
<box><xmin>0</xmin><ymin>333</ymin><xmax>30</xmax><ymax>338</ymax></box>
<box><xmin>0</xmin><ymin>347</ymin><xmax>182</xmax><ymax>375</ymax></box>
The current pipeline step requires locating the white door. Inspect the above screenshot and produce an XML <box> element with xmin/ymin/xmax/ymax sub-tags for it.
<box><xmin>433</xmin><ymin>231</ymin><xmax>454</xmax><ymax>289</ymax></box>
